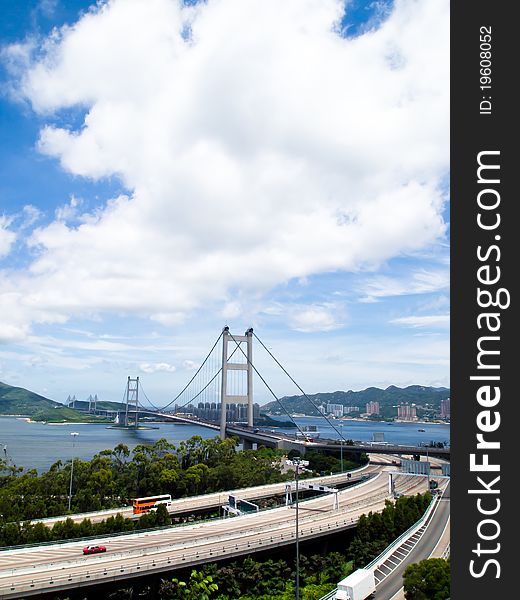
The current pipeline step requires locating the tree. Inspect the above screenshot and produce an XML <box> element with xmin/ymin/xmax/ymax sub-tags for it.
<box><xmin>159</xmin><ymin>570</ymin><xmax>218</xmax><ymax>600</ymax></box>
<box><xmin>403</xmin><ymin>558</ymin><xmax>450</xmax><ymax>600</ymax></box>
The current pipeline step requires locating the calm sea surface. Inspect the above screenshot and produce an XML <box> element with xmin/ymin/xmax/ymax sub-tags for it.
<box><xmin>0</xmin><ymin>418</ymin><xmax>216</xmax><ymax>472</ymax></box>
<box><xmin>0</xmin><ymin>416</ymin><xmax>450</xmax><ymax>473</ymax></box>
<box><xmin>269</xmin><ymin>415</ymin><xmax>450</xmax><ymax>448</ymax></box>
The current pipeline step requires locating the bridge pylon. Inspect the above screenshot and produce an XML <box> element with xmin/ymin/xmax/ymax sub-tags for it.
<box><xmin>125</xmin><ymin>376</ymin><xmax>140</xmax><ymax>428</ymax></box>
<box><xmin>220</xmin><ymin>327</ymin><xmax>254</xmax><ymax>439</ymax></box>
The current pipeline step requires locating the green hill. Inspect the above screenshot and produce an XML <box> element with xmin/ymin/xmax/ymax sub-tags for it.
<box><xmin>0</xmin><ymin>382</ymin><xmax>112</xmax><ymax>423</ymax></box>
<box><xmin>0</xmin><ymin>381</ymin><xmax>60</xmax><ymax>413</ymax></box>
<box><xmin>68</xmin><ymin>399</ymin><xmax>126</xmax><ymax>411</ymax></box>
<box><xmin>261</xmin><ymin>385</ymin><xmax>450</xmax><ymax>417</ymax></box>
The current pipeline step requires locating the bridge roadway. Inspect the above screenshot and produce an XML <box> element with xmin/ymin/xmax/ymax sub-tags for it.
<box><xmin>35</xmin><ymin>462</ymin><xmax>381</xmax><ymax>526</ymax></box>
<box><xmin>33</xmin><ymin>456</ymin><xmax>446</xmax><ymax>527</ymax></box>
<box><xmin>372</xmin><ymin>483</ymin><xmax>450</xmax><ymax>600</ymax></box>
<box><xmin>134</xmin><ymin>411</ymin><xmax>450</xmax><ymax>458</ymax></box>
<box><xmin>0</xmin><ymin>467</ymin><xmax>429</xmax><ymax>598</ymax></box>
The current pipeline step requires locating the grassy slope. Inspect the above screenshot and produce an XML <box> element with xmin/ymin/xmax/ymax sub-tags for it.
<box><xmin>0</xmin><ymin>382</ymin><xmax>111</xmax><ymax>422</ymax></box>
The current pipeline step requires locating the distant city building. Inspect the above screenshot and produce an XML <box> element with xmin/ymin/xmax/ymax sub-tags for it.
<box><xmin>175</xmin><ymin>402</ymin><xmax>260</xmax><ymax>423</ymax></box>
<box><xmin>397</xmin><ymin>404</ymin><xmax>417</xmax><ymax>421</ymax></box>
<box><xmin>440</xmin><ymin>397</ymin><xmax>451</xmax><ymax>419</ymax></box>
<box><xmin>345</xmin><ymin>406</ymin><xmax>360</xmax><ymax>413</ymax></box>
<box><xmin>326</xmin><ymin>403</ymin><xmax>344</xmax><ymax>417</ymax></box>
<box><xmin>366</xmin><ymin>401</ymin><xmax>380</xmax><ymax>415</ymax></box>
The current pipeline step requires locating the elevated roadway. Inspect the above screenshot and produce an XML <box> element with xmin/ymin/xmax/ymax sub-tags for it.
<box><xmin>0</xmin><ymin>466</ymin><xmax>430</xmax><ymax>598</ymax></box>
<box><xmin>34</xmin><ymin>462</ymin><xmax>382</xmax><ymax>527</ymax></box>
<box><xmin>32</xmin><ymin>455</ymin><xmax>442</xmax><ymax>527</ymax></box>
<box><xmin>128</xmin><ymin>411</ymin><xmax>451</xmax><ymax>458</ymax></box>
<box><xmin>372</xmin><ymin>483</ymin><xmax>450</xmax><ymax>600</ymax></box>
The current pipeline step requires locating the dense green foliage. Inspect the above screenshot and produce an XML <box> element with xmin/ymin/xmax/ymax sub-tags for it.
<box><xmin>0</xmin><ymin>504</ymin><xmax>171</xmax><ymax>547</ymax></box>
<box><xmin>154</xmin><ymin>552</ymin><xmax>351</xmax><ymax>600</ymax></box>
<box><xmin>0</xmin><ymin>437</ymin><xmax>287</xmax><ymax>521</ymax></box>
<box><xmin>348</xmin><ymin>492</ymin><xmax>432</xmax><ymax>568</ymax></box>
<box><xmin>0</xmin><ymin>437</ymin><xmax>303</xmax><ymax>545</ymax></box>
<box><xmin>301</xmin><ymin>449</ymin><xmax>362</xmax><ymax>474</ymax></box>
<box><xmin>160</xmin><ymin>570</ymin><xmax>219</xmax><ymax>600</ymax></box>
<box><xmin>403</xmin><ymin>558</ymin><xmax>450</xmax><ymax>599</ymax></box>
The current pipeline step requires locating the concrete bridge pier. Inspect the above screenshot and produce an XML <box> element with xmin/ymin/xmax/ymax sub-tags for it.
<box><xmin>242</xmin><ymin>438</ymin><xmax>255</xmax><ymax>450</ymax></box>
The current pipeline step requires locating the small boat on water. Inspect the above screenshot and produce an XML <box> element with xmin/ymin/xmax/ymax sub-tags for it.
<box><xmin>418</xmin><ymin>428</ymin><xmax>426</xmax><ymax>432</ymax></box>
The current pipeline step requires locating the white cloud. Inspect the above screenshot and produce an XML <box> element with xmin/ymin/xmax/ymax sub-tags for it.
<box><xmin>139</xmin><ymin>362</ymin><xmax>177</xmax><ymax>374</ymax></box>
<box><xmin>391</xmin><ymin>314</ymin><xmax>449</xmax><ymax>328</ymax></box>
<box><xmin>3</xmin><ymin>0</ymin><xmax>449</xmax><ymax>337</ymax></box>
<box><xmin>289</xmin><ymin>305</ymin><xmax>344</xmax><ymax>333</ymax></box>
<box><xmin>182</xmin><ymin>360</ymin><xmax>198</xmax><ymax>371</ymax></box>
<box><xmin>0</xmin><ymin>217</ymin><xmax>16</xmax><ymax>259</ymax></box>
<box><xmin>21</xmin><ymin>205</ymin><xmax>43</xmax><ymax>229</ymax></box>
<box><xmin>55</xmin><ymin>195</ymin><xmax>83</xmax><ymax>222</ymax></box>
<box><xmin>360</xmin><ymin>268</ymin><xmax>449</xmax><ymax>302</ymax></box>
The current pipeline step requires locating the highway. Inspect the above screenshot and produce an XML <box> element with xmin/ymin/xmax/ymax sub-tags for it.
<box><xmin>0</xmin><ymin>464</ymin><xmax>430</xmax><ymax>598</ymax></box>
<box><xmin>34</xmin><ymin>461</ymin><xmax>382</xmax><ymax>526</ymax></box>
<box><xmin>374</xmin><ymin>483</ymin><xmax>450</xmax><ymax>600</ymax></box>
<box><xmin>34</xmin><ymin>454</ymin><xmax>445</xmax><ymax>526</ymax></box>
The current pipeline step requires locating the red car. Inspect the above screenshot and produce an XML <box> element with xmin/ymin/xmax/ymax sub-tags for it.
<box><xmin>83</xmin><ymin>545</ymin><xmax>107</xmax><ymax>555</ymax></box>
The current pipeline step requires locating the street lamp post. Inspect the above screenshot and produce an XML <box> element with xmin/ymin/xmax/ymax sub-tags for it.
<box><xmin>426</xmin><ymin>446</ymin><xmax>430</xmax><ymax>489</ymax></box>
<box><xmin>68</xmin><ymin>432</ymin><xmax>79</xmax><ymax>511</ymax></box>
<box><xmin>339</xmin><ymin>423</ymin><xmax>344</xmax><ymax>473</ymax></box>
<box><xmin>294</xmin><ymin>456</ymin><xmax>301</xmax><ymax>600</ymax></box>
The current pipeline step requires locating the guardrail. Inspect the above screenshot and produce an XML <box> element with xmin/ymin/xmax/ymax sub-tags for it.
<box><xmin>317</xmin><ymin>491</ymin><xmax>443</xmax><ymax>600</ymax></box>
<box><xmin>1</xmin><ymin>471</ymin><xmax>376</xmax><ymax>552</ymax></box>
<box><xmin>365</xmin><ymin>494</ymin><xmax>439</xmax><ymax>570</ymax></box>
<box><xmin>0</xmin><ymin>512</ymin><xmax>365</xmax><ymax>598</ymax></box>
<box><xmin>1</xmin><ymin>473</ymin><xmax>426</xmax><ymax>598</ymax></box>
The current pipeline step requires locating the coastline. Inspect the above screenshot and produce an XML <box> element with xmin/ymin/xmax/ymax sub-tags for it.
<box><xmin>270</xmin><ymin>414</ymin><xmax>449</xmax><ymax>426</ymax></box>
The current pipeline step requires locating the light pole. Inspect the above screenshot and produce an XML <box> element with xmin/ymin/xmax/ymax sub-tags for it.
<box><xmin>426</xmin><ymin>446</ymin><xmax>430</xmax><ymax>489</ymax></box>
<box><xmin>68</xmin><ymin>432</ymin><xmax>79</xmax><ymax>511</ymax></box>
<box><xmin>294</xmin><ymin>456</ymin><xmax>301</xmax><ymax>600</ymax></box>
<box><xmin>339</xmin><ymin>423</ymin><xmax>344</xmax><ymax>473</ymax></box>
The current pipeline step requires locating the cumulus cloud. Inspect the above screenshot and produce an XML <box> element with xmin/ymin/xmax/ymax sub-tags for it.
<box><xmin>289</xmin><ymin>305</ymin><xmax>344</xmax><ymax>333</ymax></box>
<box><xmin>264</xmin><ymin>301</ymin><xmax>345</xmax><ymax>332</ymax></box>
<box><xmin>3</xmin><ymin>0</ymin><xmax>449</xmax><ymax>337</ymax></box>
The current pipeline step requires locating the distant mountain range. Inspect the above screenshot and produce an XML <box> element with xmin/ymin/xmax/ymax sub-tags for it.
<box><xmin>1</xmin><ymin>380</ymin><xmax>450</xmax><ymax>423</ymax></box>
<box><xmin>0</xmin><ymin>381</ymin><xmax>116</xmax><ymax>423</ymax></box>
<box><xmin>261</xmin><ymin>385</ymin><xmax>450</xmax><ymax>416</ymax></box>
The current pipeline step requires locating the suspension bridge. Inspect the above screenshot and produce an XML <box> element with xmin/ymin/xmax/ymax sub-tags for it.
<box><xmin>74</xmin><ymin>326</ymin><xmax>450</xmax><ymax>458</ymax></box>
<box><xmin>112</xmin><ymin>326</ymin><xmax>363</xmax><ymax>448</ymax></box>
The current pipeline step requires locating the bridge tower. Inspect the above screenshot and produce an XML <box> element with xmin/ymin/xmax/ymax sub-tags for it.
<box><xmin>220</xmin><ymin>327</ymin><xmax>254</xmax><ymax>439</ymax></box>
<box><xmin>124</xmin><ymin>376</ymin><xmax>140</xmax><ymax>428</ymax></box>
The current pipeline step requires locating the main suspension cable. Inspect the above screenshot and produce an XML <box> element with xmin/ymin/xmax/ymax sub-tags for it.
<box><xmin>159</xmin><ymin>331</ymin><xmax>224</xmax><ymax>411</ymax></box>
<box><xmin>254</xmin><ymin>332</ymin><xmax>349</xmax><ymax>443</ymax></box>
<box><xmin>227</xmin><ymin>331</ymin><xmax>308</xmax><ymax>439</ymax></box>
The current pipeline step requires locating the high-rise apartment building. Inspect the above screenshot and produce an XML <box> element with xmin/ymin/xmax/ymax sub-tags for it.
<box><xmin>326</xmin><ymin>403</ymin><xmax>344</xmax><ymax>417</ymax></box>
<box><xmin>440</xmin><ymin>397</ymin><xmax>451</xmax><ymax>419</ymax></box>
<box><xmin>397</xmin><ymin>404</ymin><xmax>417</xmax><ymax>421</ymax></box>
<box><xmin>366</xmin><ymin>401</ymin><xmax>380</xmax><ymax>415</ymax></box>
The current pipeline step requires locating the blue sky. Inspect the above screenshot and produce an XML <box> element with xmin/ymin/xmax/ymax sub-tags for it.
<box><xmin>0</xmin><ymin>0</ymin><xmax>449</xmax><ymax>406</ymax></box>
